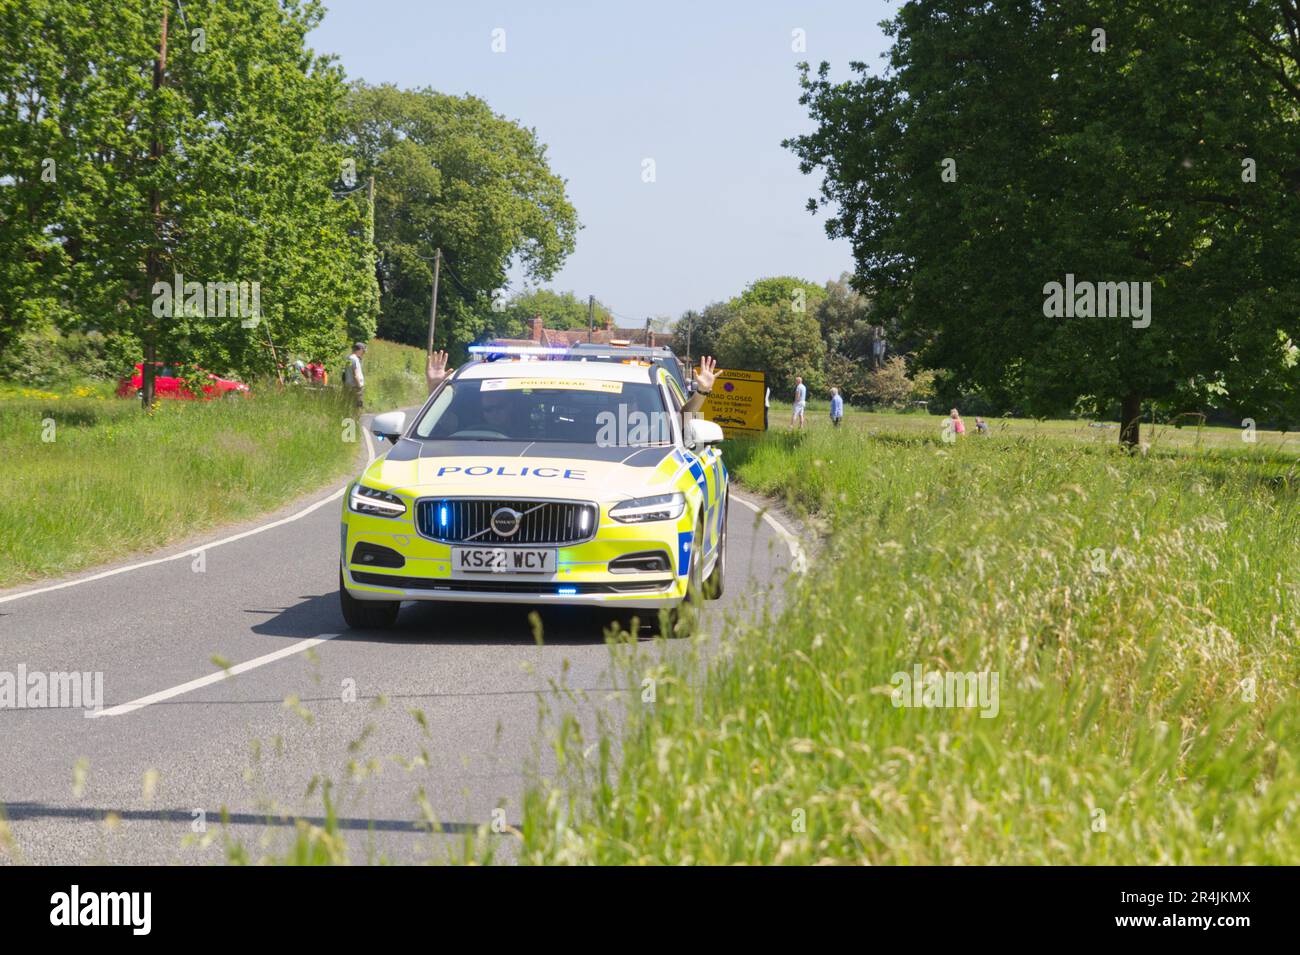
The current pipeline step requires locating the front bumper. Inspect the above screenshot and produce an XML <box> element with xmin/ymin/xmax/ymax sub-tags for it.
<box><xmin>342</xmin><ymin>566</ymin><xmax>680</xmax><ymax>609</ymax></box>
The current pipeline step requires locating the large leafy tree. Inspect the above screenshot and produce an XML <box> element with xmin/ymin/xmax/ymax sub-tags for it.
<box><xmin>788</xmin><ymin>0</ymin><xmax>1300</xmax><ymax>445</ymax></box>
<box><xmin>341</xmin><ymin>83</ymin><xmax>579</xmax><ymax>358</ymax></box>
<box><xmin>816</xmin><ymin>273</ymin><xmax>874</xmax><ymax>356</ymax></box>
<box><xmin>716</xmin><ymin>301</ymin><xmax>826</xmax><ymax>395</ymax></box>
<box><xmin>1</xmin><ymin>0</ymin><xmax>375</xmax><ymax>395</ymax></box>
<box><xmin>499</xmin><ymin>289</ymin><xmax>613</xmax><ymax>335</ymax></box>
<box><xmin>672</xmin><ymin>301</ymin><xmax>733</xmax><ymax>364</ymax></box>
<box><xmin>733</xmin><ymin>275</ymin><xmax>826</xmax><ymax>316</ymax></box>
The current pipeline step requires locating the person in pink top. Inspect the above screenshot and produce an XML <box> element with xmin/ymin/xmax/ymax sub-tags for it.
<box><xmin>950</xmin><ymin>408</ymin><xmax>965</xmax><ymax>436</ymax></box>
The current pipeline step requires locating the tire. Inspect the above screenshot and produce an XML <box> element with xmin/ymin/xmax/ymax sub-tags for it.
<box><xmin>703</xmin><ymin>493</ymin><xmax>727</xmax><ymax>600</ymax></box>
<box><xmin>339</xmin><ymin>568</ymin><xmax>400</xmax><ymax>629</ymax></box>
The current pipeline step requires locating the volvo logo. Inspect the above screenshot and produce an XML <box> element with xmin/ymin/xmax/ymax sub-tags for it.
<box><xmin>490</xmin><ymin>507</ymin><xmax>522</xmax><ymax>537</ymax></box>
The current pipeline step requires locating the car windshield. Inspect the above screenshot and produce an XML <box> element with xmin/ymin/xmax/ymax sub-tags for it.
<box><xmin>414</xmin><ymin>377</ymin><xmax>672</xmax><ymax>445</ymax></box>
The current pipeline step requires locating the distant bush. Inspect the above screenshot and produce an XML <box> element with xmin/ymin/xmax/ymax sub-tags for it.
<box><xmin>0</xmin><ymin>328</ymin><xmax>140</xmax><ymax>387</ymax></box>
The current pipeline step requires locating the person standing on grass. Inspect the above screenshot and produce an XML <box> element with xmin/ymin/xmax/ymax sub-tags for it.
<box><xmin>830</xmin><ymin>387</ymin><xmax>844</xmax><ymax>427</ymax></box>
<box><xmin>344</xmin><ymin>342</ymin><xmax>366</xmax><ymax>407</ymax></box>
<box><xmin>792</xmin><ymin>375</ymin><xmax>807</xmax><ymax>429</ymax></box>
<box><xmin>950</xmin><ymin>408</ymin><xmax>965</xmax><ymax>437</ymax></box>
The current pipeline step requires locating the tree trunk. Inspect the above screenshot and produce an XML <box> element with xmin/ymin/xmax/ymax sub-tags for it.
<box><xmin>1120</xmin><ymin>392</ymin><xmax>1141</xmax><ymax>449</ymax></box>
<box><xmin>142</xmin><ymin>5</ymin><xmax>169</xmax><ymax>410</ymax></box>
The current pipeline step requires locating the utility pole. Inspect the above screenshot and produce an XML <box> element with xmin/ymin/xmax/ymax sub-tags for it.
<box><xmin>587</xmin><ymin>294</ymin><xmax>595</xmax><ymax>342</ymax></box>
<box><xmin>645</xmin><ymin>317</ymin><xmax>652</xmax><ymax>348</ymax></box>
<box><xmin>143</xmin><ymin>4</ymin><xmax>169</xmax><ymax>410</ymax></box>
<box><xmin>685</xmin><ymin>311</ymin><xmax>693</xmax><ymax>370</ymax></box>
<box><xmin>426</xmin><ymin>247</ymin><xmax>442</xmax><ymax>354</ymax></box>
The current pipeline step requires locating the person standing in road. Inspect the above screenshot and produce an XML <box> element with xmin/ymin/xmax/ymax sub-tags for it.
<box><xmin>830</xmin><ymin>387</ymin><xmax>844</xmax><ymax>427</ymax></box>
<box><xmin>792</xmin><ymin>375</ymin><xmax>807</xmax><ymax>429</ymax></box>
<box><xmin>344</xmin><ymin>342</ymin><xmax>366</xmax><ymax>407</ymax></box>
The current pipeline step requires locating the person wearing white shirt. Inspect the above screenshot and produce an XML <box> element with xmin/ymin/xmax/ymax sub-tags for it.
<box><xmin>792</xmin><ymin>376</ymin><xmax>807</xmax><ymax>429</ymax></box>
<box><xmin>344</xmin><ymin>341</ymin><xmax>366</xmax><ymax>406</ymax></box>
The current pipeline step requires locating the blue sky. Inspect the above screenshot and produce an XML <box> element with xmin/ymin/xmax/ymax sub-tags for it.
<box><xmin>309</xmin><ymin>1</ymin><xmax>892</xmax><ymax>322</ymax></box>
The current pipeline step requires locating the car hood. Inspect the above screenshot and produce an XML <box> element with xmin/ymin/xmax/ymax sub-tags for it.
<box><xmin>359</xmin><ymin>438</ymin><xmax>689</xmax><ymax>502</ymax></box>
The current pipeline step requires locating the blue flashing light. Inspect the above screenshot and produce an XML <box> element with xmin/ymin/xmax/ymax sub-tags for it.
<box><xmin>468</xmin><ymin>344</ymin><xmax>572</xmax><ymax>357</ymax></box>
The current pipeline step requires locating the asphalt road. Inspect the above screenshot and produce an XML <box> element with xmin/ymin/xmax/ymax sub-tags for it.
<box><xmin>0</xmin><ymin>419</ymin><xmax>802</xmax><ymax>864</ymax></box>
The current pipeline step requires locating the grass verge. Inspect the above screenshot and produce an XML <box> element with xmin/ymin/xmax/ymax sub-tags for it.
<box><xmin>0</xmin><ymin>339</ymin><xmax>429</xmax><ymax>588</ymax></box>
<box><xmin>517</xmin><ymin>425</ymin><xmax>1300</xmax><ymax>863</ymax></box>
<box><xmin>0</xmin><ymin>387</ymin><xmax>361</xmax><ymax>587</ymax></box>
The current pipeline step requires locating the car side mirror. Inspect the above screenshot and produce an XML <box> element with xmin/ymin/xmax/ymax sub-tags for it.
<box><xmin>371</xmin><ymin>411</ymin><xmax>406</xmax><ymax>443</ymax></box>
<box><xmin>684</xmin><ymin>417</ymin><xmax>724</xmax><ymax>448</ymax></box>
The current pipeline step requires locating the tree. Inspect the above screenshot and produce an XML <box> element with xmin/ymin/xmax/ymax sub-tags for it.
<box><xmin>341</xmin><ymin>83</ymin><xmax>579</xmax><ymax>359</ymax></box>
<box><xmin>816</xmin><ymin>273</ymin><xmax>873</xmax><ymax>354</ymax></box>
<box><xmin>500</xmin><ymin>289</ymin><xmax>611</xmax><ymax>336</ymax></box>
<box><xmin>732</xmin><ymin>275</ymin><xmax>826</xmax><ymax>317</ymax></box>
<box><xmin>823</xmin><ymin>349</ymin><xmax>872</xmax><ymax>404</ymax></box>
<box><xmin>864</xmin><ymin>355</ymin><xmax>932</xmax><ymax>410</ymax></box>
<box><xmin>716</xmin><ymin>301</ymin><xmax>826</xmax><ymax>395</ymax></box>
<box><xmin>672</xmin><ymin>301</ymin><xmax>733</xmax><ymax>362</ymax></box>
<box><xmin>0</xmin><ymin>0</ymin><xmax>375</xmax><ymax>392</ymax></box>
<box><xmin>788</xmin><ymin>0</ymin><xmax>1300</xmax><ymax>446</ymax></box>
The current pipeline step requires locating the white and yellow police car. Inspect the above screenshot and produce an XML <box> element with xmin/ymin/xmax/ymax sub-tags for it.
<box><xmin>339</xmin><ymin>353</ymin><xmax>728</xmax><ymax>629</ymax></box>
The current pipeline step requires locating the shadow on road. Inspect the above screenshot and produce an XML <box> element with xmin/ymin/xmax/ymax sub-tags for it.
<box><xmin>247</xmin><ymin>590</ymin><xmax>666</xmax><ymax>647</ymax></box>
<box><xmin>1</xmin><ymin>801</ymin><xmax>496</xmax><ymax>835</ymax></box>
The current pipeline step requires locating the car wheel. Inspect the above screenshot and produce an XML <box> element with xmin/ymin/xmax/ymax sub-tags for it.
<box><xmin>339</xmin><ymin>568</ymin><xmax>400</xmax><ymax>629</ymax></box>
<box><xmin>703</xmin><ymin>493</ymin><xmax>726</xmax><ymax>600</ymax></box>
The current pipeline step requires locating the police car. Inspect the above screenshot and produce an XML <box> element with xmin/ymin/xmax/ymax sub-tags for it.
<box><xmin>339</xmin><ymin>353</ymin><xmax>728</xmax><ymax>630</ymax></box>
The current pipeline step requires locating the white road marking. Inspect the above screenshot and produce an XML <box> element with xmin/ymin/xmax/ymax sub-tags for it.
<box><xmin>87</xmin><ymin>635</ymin><xmax>341</xmax><ymax>719</ymax></box>
<box><xmin>0</xmin><ymin>424</ymin><xmax>377</xmax><ymax>606</ymax></box>
<box><xmin>730</xmin><ymin>492</ymin><xmax>807</xmax><ymax>574</ymax></box>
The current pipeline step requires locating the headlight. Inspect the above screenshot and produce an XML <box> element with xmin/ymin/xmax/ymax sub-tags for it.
<box><xmin>349</xmin><ymin>484</ymin><xmax>407</xmax><ymax>518</ymax></box>
<box><xmin>609</xmin><ymin>492</ymin><xmax>686</xmax><ymax>523</ymax></box>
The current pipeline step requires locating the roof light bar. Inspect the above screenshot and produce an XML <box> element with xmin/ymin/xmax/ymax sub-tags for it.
<box><xmin>468</xmin><ymin>343</ymin><xmax>675</xmax><ymax>362</ymax></box>
<box><xmin>468</xmin><ymin>344</ymin><xmax>572</xmax><ymax>357</ymax></box>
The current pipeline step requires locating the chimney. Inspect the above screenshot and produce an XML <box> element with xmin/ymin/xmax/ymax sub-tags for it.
<box><xmin>604</xmin><ymin>314</ymin><xmax>615</xmax><ymax>332</ymax></box>
<box><xmin>529</xmin><ymin>314</ymin><xmax>544</xmax><ymax>342</ymax></box>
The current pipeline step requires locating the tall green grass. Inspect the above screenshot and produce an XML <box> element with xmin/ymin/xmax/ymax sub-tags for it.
<box><xmin>0</xmin><ymin>338</ymin><xmax>429</xmax><ymax>588</ymax></box>
<box><xmin>0</xmin><ymin>387</ymin><xmax>362</xmax><ymax>587</ymax></box>
<box><xmin>768</xmin><ymin>400</ymin><xmax>1300</xmax><ymax>455</ymax></box>
<box><xmin>518</xmin><ymin>427</ymin><xmax>1300</xmax><ymax>863</ymax></box>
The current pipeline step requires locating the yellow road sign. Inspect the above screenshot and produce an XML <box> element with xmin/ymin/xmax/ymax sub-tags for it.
<box><xmin>699</xmin><ymin>368</ymin><xmax>766</xmax><ymax>436</ymax></box>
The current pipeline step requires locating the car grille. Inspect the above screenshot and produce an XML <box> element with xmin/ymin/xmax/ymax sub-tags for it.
<box><xmin>415</xmin><ymin>498</ymin><xmax>598</xmax><ymax>545</ymax></box>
